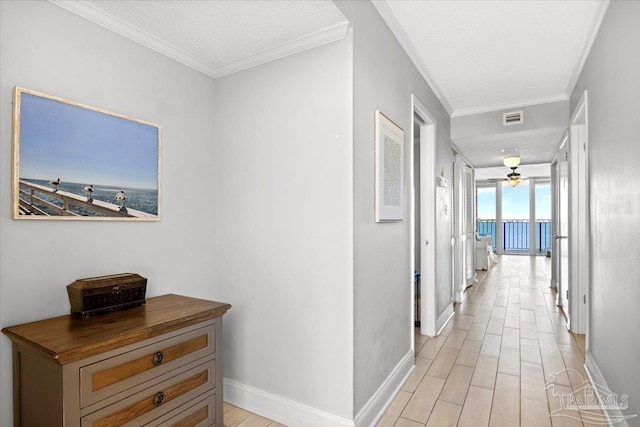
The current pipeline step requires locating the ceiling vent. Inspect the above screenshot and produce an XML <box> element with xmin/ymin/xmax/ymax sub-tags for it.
<box><xmin>503</xmin><ymin>110</ymin><xmax>523</xmax><ymax>126</ymax></box>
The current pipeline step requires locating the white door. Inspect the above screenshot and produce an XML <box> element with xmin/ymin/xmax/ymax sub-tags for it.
<box><xmin>462</xmin><ymin>164</ymin><xmax>475</xmax><ymax>287</ymax></box>
<box><xmin>414</xmin><ymin>95</ymin><xmax>453</xmax><ymax>337</ymax></box>
<box><xmin>556</xmin><ymin>136</ymin><xmax>570</xmax><ymax>320</ymax></box>
<box><xmin>419</xmin><ymin>123</ymin><xmax>435</xmax><ymax>336</ymax></box>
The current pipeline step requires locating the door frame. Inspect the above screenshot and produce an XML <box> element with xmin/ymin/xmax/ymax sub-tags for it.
<box><xmin>550</xmin><ymin>158</ymin><xmax>559</xmax><ymax>290</ymax></box>
<box><xmin>554</xmin><ymin>131</ymin><xmax>570</xmax><ymax>316</ymax></box>
<box><xmin>569</xmin><ymin>90</ymin><xmax>589</xmax><ymax>337</ymax></box>
<box><xmin>410</xmin><ymin>95</ymin><xmax>450</xmax><ymax>338</ymax></box>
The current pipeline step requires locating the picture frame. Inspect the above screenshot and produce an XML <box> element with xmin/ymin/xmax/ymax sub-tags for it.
<box><xmin>374</xmin><ymin>110</ymin><xmax>404</xmax><ymax>222</ymax></box>
<box><xmin>12</xmin><ymin>87</ymin><xmax>161</xmax><ymax>220</ymax></box>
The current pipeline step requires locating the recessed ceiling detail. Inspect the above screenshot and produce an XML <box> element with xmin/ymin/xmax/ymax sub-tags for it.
<box><xmin>49</xmin><ymin>0</ymin><xmax>349</xmax><ymax>78</ymax></box>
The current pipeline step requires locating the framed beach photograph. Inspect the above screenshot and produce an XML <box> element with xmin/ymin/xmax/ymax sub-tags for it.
<box><xmin>12</xmin><ymin>87</ymin><xmax>161</xmax><ymax>220</ymax></box>
<box><xmin>374</xmin><ymin>110</ymin><xmax>404</xmax><ymax>222</ymax></box>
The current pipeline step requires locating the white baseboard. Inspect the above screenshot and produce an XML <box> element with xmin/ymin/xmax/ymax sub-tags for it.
<box><xmin>224</xmin><ymin>378</ymin><xmax>354</xmax><ymax>427</ymax></box>
<box><xmin>224</xmin><ymin>349</ymin><xmax>415</xmax><ymax>427</ymax></box>
<box><xmin>355</xmin><ymin>349</ymin><xmax>414</xmax><ymax>427</ymax></box>
<box><xmin>584</xmin><ymin>351</ymin><xmax>636</xmax><ymax>427</ymax></box>
<box><xmin>436</xmin><ymin>308</ymin><xmax>455</xmax><ymax>336</ymax></box>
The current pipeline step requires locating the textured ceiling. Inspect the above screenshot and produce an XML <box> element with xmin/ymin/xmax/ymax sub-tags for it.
<box><xmin>455</xmin><ymin>126</ymin><xmax>566</xmax><ymax>169</ymax></box>
<box><xmin>51</xmin><ymin>0</ymin><xmax>349</xmax><ymax>77</ymax></box>
<box><xmin>375</xmin><ymin>0</ymin><xmax>608</xmax><ymax>116</ymax></box>
<box><xmin>50</xmin><ymin>0</ymin><xmax>608</xmax><ymax>172</ymax></box>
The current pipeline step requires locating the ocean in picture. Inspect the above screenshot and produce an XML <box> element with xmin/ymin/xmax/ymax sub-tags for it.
<box><xmin>21</xmin><ymin>178</ymin><xmax>158</xmax><ymax>217</ymax></box>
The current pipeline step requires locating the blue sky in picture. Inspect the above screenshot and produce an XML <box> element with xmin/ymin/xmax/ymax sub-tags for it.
<box><xmin>477</xmin><ymin>182</ymin><xmax>551</xmax><ymax>220</ymax></box>
<box><xmin>18</xmin><ymin>92</ymin><xmax>159</xmax><ymax>190</ymax></box>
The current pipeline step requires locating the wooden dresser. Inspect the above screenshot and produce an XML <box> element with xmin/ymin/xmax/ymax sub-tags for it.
<box><xmin>1</xmin><ymin>294</ymin><xmax>231</xmax><ymax>427</ymax></box>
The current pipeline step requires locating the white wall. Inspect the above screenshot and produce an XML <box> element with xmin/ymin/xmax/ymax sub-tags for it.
<box><xmin>571</xmin><ymin>1</ymin><xmax>640</xmax><ymax>424</ymax></box>
<box><xmin>212</xmin><ymin>36</ymin><xmax>354</xmax><ymax>419</ymax></box>
<box><xmin>336</xmin><ymin>1</ymin><xmax>453</xmax><ymax>415</ymax></box>
<box><xmin>0</xmin><ymin>2</ymin><xmax>217</xmax><ymax>424</ymax></box>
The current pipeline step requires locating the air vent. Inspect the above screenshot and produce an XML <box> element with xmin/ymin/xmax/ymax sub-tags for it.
<box><xmin>503</xmin><ymin>110</ymin><xmax>523</xmax><ymax>126</ymax></box>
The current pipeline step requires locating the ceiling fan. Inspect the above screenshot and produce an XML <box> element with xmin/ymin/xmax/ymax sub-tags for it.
<box><xmin>485</xmin><ymin>155</ymin><xmax>525</xmax><ymax>186</ymax></box>
<box><xmin>506</xmin><ymin>166</ymin><xmax>521</xmax><ymax>187</ymax></box>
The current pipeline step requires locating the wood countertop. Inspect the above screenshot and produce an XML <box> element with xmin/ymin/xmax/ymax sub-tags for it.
<box><xmin>1</xmin><ymin>294</ymin><xmax>231</xmax><ymax>365</ymax></box>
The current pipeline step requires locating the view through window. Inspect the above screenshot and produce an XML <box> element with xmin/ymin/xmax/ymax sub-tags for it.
<box><xmin>477</xmin><ymin>181</ymin><xmax>551</xmax><ymax>254</ymax></box>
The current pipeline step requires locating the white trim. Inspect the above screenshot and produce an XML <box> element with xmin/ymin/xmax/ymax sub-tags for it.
<box><xmin>224</xmin><ymin>378</ymin><xmax>355</xmax><ymax>427</ymax></box>
<box><xmin>224</xmin><ymin>350</ymin><xmax>414</xmax><ymax>427</ymax></box>
<box><xmin>451</xmin><ymin>142</ymin><xmax>474</xmax><ymax>169</ymax></box>
<box><xmin>496</xmin><ymin>182</ymin><xmax>503</xmax><ymax>255</ymax></box>
<box><xmin>412</xmin><ymin>95</ymin><xmax>440</xmax><ymax>337</ymax></box>
<box><xmin>48</xmin><ymin>0</ymin><xmax>349</xmax><ymax>79</ymax></box>
<box><xmin>355</xmin><ymin>350</ymin><xmax>414</xmax><ymax>427</ymax></box>
<box><xmin>214</xmin><ymin>22</ymin><xmax>350</xmax><ymax>77</ymax></box>
<box><xmin>568</xmin><ymin>91</ymin><xmax>589</xmax><ymax>335</ymax></box>
<box><xmin>452</xmin><ymin>94</ymin><xmax>569</xmax><ymax>117</ymax></box>
<box><xmin>529</xmin><ymin>177</ymin><xmax>536</xmax><ymax>256</ymax></box>
<box><xmin>49</xmin><ymin>0</ymin><xmax>218</xmax><ymax>76</ymax></box>
<box><xmin>454</xmin><ymin>287</ymin><xmax>466</xmax><ymax>305</ymax></box>
<box><xmin>584</xmin><ymin>351</ymin><xmax>634</xmax><ymax>427</ymax></box>
<box><xmin>373</xmin><ymin>2</ymin><xmax>453</xmax><ymax>115</ymax></box>
<box><xmin>565</xmin><ymin>1</ymin><xmax>611</xmax><ymax>97</ymax></box>
<box><xmin>436</xmin><ymin>309</ymin><xmax>455</xmax><ymax>336</ymax></box>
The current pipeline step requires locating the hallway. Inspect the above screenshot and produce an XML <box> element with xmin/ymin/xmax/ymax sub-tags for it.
<box><xmin>378</xmin><ymin>255</ymin><xmax>604</xmax><ymax>426</ymax></box>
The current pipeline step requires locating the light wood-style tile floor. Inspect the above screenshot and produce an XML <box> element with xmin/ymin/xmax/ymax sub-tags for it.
<box><xmin>224</xmin><ymin>402</ymin><xmax>285</xmax><ymax>427</ymax></box>
<box><xmin>225</xmin><ymin>255</ymin><xmax>605</xmax><ymax>427</ymax></box>
<box><xmin>377</xmin><ymin>255</ymin><xmax>605</xmax><ymax>427</ymax></box>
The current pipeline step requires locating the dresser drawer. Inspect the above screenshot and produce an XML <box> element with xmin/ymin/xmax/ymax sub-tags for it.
<box><xmin>147</xmin><ymin>390</ymin><xmax>216</xmax><ymax>427</ymax></box>
<box><xmin>81</xmin><ymin>356</ymin><xmax>215</xmax><ymax>427</ymax></box>
<box><xmin>81</xmin><ymin>323</ymin><xmax>215</xmax><ymax>408</ymax></box>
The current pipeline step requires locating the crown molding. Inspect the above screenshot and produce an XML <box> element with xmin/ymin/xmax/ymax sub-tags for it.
<box><xmin>372</xmin><ymin>1</ymin><xmax>454</xmax><ymax>116</ymax></box>
<box><xmin>214</xmin><ymin>21</ymin><xmax>350</xmax><ymax>78</ymax></box>
<box><xmin>451</xmin><ymin>94</ymin><xmax>569</xmax><ymax>118</ymax></box>
<box><xmin>565</xmin><ymin>0</ymin><xmax>610</xmax><ymax>97</ymax></box>
<box><xmin>49</xmin><ymin>0</ymin><xmax>218</xmax><ymax>76</ymax></box>
<box><xmin>48</xmin><ymin>0</ymin><xmax>349</xmax><ymax>79</ymax></box>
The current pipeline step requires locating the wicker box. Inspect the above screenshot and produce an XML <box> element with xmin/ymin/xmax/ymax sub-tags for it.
<box><xmin>67</xmin><ymin>273</ymin><xmax>147</xmax><ymax>317</ymax></box>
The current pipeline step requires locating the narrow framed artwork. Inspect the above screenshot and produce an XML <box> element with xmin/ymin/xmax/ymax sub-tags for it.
<box><xmin>12</xmin><ymin>87</ymin><xmax>161</xmax><ymax>220</ymax></box>
<box><xmin>374</xmin><ymin>110</ymin><xmax>404</xmax><ymax>222</ymax></box>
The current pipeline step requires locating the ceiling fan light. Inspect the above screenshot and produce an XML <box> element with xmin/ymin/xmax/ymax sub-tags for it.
<box><xmin>507</xmin><ymin>178</ymin><xmax>521</xmax><ymax>187</ymax></box>
<box><xmin>503</xmin><ymin>155</ymin><xmax>521</xmax><ymax>168</ymax></box>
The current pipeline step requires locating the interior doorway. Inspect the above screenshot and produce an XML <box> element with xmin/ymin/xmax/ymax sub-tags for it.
<box><xmin>411</xmin><ymin>95</ymin><xmax>453</xmax><ymax>339</ymax></box>
<box><xmin>569</xmin><ymin>90</ymin><xmax>589</xmax><ymax>337</ymax></box>
<box><xmin>554</xmin><ymin>132</ymin><xmax>571</xmax><ymax>320</ymax></box>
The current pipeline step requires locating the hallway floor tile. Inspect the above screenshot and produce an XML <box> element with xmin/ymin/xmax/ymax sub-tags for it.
<box><xmin>377</xmin><ymin>255</ymin><xmax>605</xmax><ymax>427</ymax></box>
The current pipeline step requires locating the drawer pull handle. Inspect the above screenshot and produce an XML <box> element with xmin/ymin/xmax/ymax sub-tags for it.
<box><xmin>152</xmin><ymin>351</ymin><xmax>164</xmax><ymax>366</ymax></box>
<box><xmin>153</xmin><ymin>392</ymin><xmax>165</xmax><ymax>406</ymax></box>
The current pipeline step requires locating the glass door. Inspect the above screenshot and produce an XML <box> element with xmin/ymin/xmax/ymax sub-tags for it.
<box><xmin>535</xmin><ymin>182</ymin><xmax>552</xmax><ymax>255</ymax></box>
<box><xmin>501</xmin><ymin>180</ymin><xmax>530</xmax><ymax>254</ymax></box>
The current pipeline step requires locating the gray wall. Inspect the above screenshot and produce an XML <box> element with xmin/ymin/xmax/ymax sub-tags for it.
<box><xmin>1</xmin><ymin>0</ymin><xmax>455</xmax><ymax>423</ymax></box>
<box><xmin>336</xmin><ymin>1</ymin><xmax>452</xmax><ymax>414</ymax></box>
<box><xmin>212</xmin><ymin>36</ymin><xmax>354</xmax><ymax>417</ymax></box>
<box><xmin>451</xmin><ymin>100</ymin><xmax>569</xmax><ymax>141</ymax></box>
<box><xmin>0</xmin><ymin>2</ymin><xmax>217</xmax><ymax>424</ymax></box>
<box><xmin>571</xmin><ymin>1</ymin><xmax>640</xmax><ymax>424</ymax></box>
